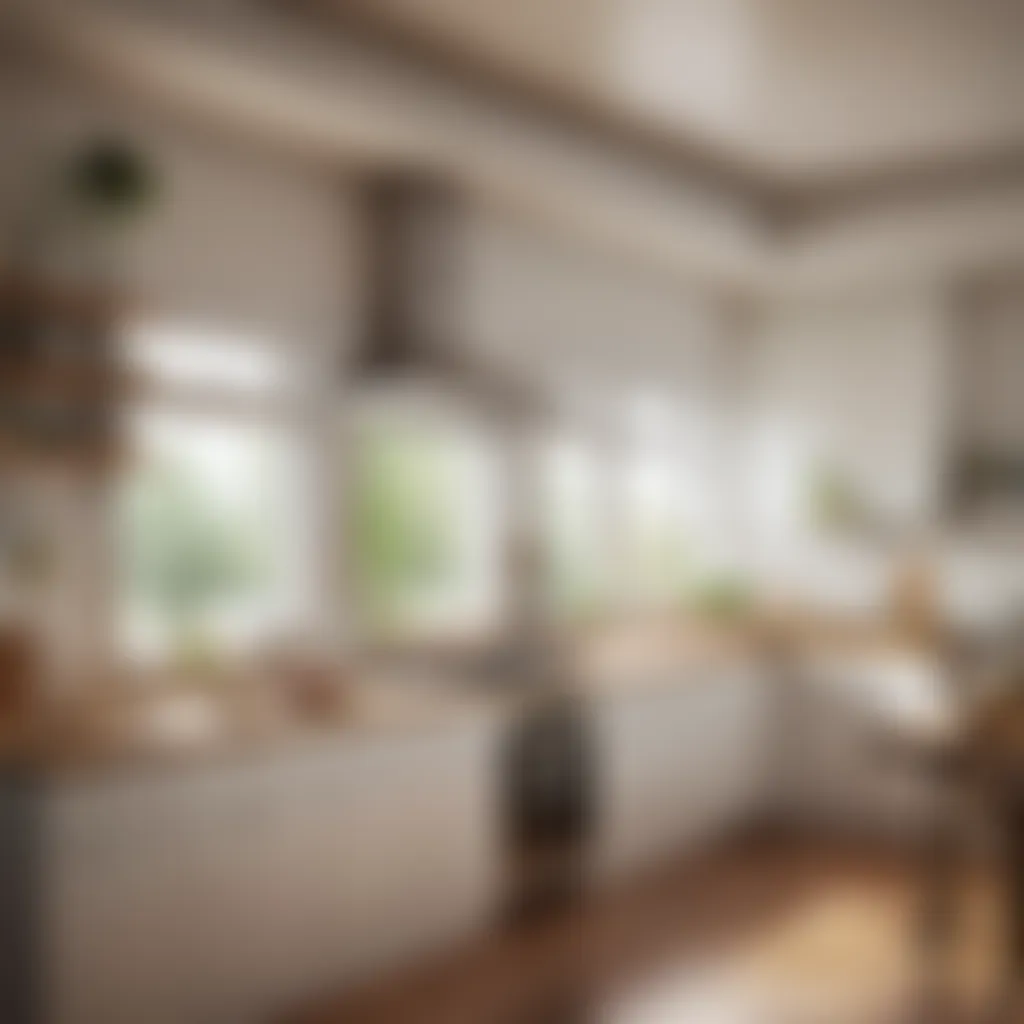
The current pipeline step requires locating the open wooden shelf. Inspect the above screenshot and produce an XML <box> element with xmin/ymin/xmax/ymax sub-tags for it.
<box><xmin>0</xmin><ymin>271</ymin><xmax>127</xmax><ymax>320</ymax></box>
<box><xmin>0</xmin><ymin>270</ymin><xmax>130</xmax><ymax>476</ymax></box>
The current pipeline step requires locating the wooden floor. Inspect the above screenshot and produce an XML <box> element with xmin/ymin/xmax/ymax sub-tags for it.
<box><xmin>291</xmin><ymin>836</ymin><xmax>1015</xmax><ymax>1024</ymax></box>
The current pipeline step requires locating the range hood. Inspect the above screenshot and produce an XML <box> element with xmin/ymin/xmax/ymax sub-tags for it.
<box><xmin>351</xmin><ymin>169</ymin><xmax>559</xmax><ymax>680</ymax></box>
<box><xmin>350</xmin><ymin>169</ymin><xmax>543</xmax><ymax>420</ymax></box>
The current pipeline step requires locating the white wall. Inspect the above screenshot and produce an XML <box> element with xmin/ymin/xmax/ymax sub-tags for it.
<box><xmin>746</xmin><ymin>288</ymin><xmax>952</xmax><ymax>554</ymax></box>
<box><xmin>466</xmin><ymin>211</ymin><xmax>732</xmax><ymax>393</ymax></box>
<box><xmin>958</xmin><ymin>277</ymin><xmax>1024</xmax><ymax>455</ymax></box>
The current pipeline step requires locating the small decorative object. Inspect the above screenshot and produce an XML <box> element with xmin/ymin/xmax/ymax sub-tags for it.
<box><xmin>889</xmin><ymin>548</ymin><xmax>941</xmax><ymax>650</ymax></box>
<box><xmin>809</xmin><ymin>462</ymin><xmax>866</xmax><ymax>534</ymax></box>
<box><xmin>287</xmin><ymin>659</ymin><xmax>343</xmax><ymax>719</ymax></box>
<box><xmin>172</xmin><ymin>628</ymin><xmax>227</xmax><ymax>685</ymax></box>
<box><xmin>262</xmin><ymin>638</ymin><xmax>345</xmax><ymax>718</ymax></box>
<box><xmin>0</xmin><ymin>623</ymin><xmax>37</xmax><ymax>721</ymax></box>
<box><xmin>685</xmin><ymin>573</ymin><xmax>754</xmax><ymax>624</ymax></box>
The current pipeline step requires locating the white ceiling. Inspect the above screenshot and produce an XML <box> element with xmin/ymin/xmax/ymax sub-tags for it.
<box><xmin>339</xmin><ymin>0</ymin><xmax>1024</xmax><ymax>184</ymax></box>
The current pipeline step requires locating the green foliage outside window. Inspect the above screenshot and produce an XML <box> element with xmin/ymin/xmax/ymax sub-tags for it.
<box><xmin>124</xmin><ymin>462</ymin><xmax>267</xmax><ymax>661</ymax></box>
<box><xmin>545</xmin><ymin>526</ymin><xmax>607</xmax><ymax>624</ymax></box>
<box><xmin>351</xmin><ymin>430</ymin><xmax>461</xmax><ymax>633</ymax></box>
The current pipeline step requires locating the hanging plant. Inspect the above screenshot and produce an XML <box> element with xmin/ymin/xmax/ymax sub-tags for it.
<box><xmin>4</xmin><ymin>135</ymin><xmax>161</xmax><ymax>277</ymax></box>
<box><xmin>57</xmin><ymin>136</ymin><xmax>161</xmax><ymax>282</ymax></box>
<box><xmin>62</xmin><ymin>136</ymin><xmax>160</xmax><ymax>230</ymax></box>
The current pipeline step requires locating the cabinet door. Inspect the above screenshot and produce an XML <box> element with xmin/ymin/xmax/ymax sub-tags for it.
<box><xmin>44</xmin><ymin>724</ymin><xmax>503</xmax><ymax>1024</ymax></box>
<box><xmin>591</xmin><ymin>671</ymin><xmax>768</xmax><ymax>883</ymax></box>
<box><xmin>685</xmin><ymin>670</ymin><xmax>769</xmax><ymax>834</ymax></box>
<box><xmin>47</xmin><ymin>774</ymin><xmax>223</xmax><ymax>1024</ymax></box>
<box><xmin>592</xmin><ymin>684</ymin><xmax>704</xmax><ymax>879</ymax></box>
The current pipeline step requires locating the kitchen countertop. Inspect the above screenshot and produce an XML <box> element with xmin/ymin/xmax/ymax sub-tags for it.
<box><xmin>0</xmin><ymin>677</ymin><xmax>503</xmax><ymax>780</ymax></box>
<box><xmin>0</xmin><ymin>614</ymin><xmax>950</xmax><ymax>779</ymax></box>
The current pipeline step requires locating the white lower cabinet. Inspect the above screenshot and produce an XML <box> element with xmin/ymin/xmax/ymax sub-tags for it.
<box><xmin>33</xmin><ymin>721</ymin><xmax>502</xmax><ymax>1024</ymax></box>
<box><xmin>589</xmin><ymin>669</ymin><xmax>770</xmax><ymax>885</ymax></box>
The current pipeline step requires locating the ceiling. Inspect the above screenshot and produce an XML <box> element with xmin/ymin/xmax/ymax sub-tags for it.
<box><xmin>327</xmin><ymin>0</ymin><xmax>1024</xmax><ymax>189</ymax></box>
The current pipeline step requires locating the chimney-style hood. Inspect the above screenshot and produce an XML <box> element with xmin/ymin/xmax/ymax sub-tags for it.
<box><xmin>350</xmin><ymin>169</ymin><xmax>544</xmax><ymax>421</ymax></box>
<box><xmin>352</xmin><ymin>170</ymin><xmax>463</xmax><ymax>384</ymax></box>
<box><xmin>352</xmin><ymin>171</ymin><xmax>560</xmax><ymax>681</ymax></box>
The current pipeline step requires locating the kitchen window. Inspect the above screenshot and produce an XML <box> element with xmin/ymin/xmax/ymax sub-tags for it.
<box><xmin>620</xmin><ymin>394</ymin><xmax>697</xmax><ymax>611</ymax></box>
<box><xmin>118</xmin><ymin>325</ymin><xmax>301</xmax><ymax>666</ymax></box>
<box><xmin>347</xmin><ymin>408</ymin><xmax>503</xmax><ymax>645</ymax></box>
<box><xmin>539</xmin><ymin>389</ymin><xmax>699</xmax><ymax>623</ymax></box>
<box><xmin>541</xmin><ymin>435</ymin><xmax>609</xmax><ymax>623</ymax></box>
<box><xmin>620</xmin><ymin>446</ymin><xmax>689</xmax><ymax>610</ymax></box>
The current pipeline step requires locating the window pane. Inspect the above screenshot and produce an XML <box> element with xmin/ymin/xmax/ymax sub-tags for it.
<box><xmin>541</xmin><ymin>437</ymin><xmax>608</xmax><ymax>621</ymax></box>
<box><xmin>119</xmin><ymin>408</ymin><xmax>297</xmax><ymax>664</ymax></box>
<box><xmin>620</xmin><ymin>392</ymin><xmax>691</xmax><ymax>609</ymax></box>
<box><xmin>622</xmin><ymin>447</ymin><xmax>689</xmax><ymax>608</ymax></box>
<box><xmin>349</xmin><ymin>418</ymin><xmax>501</xmax><ymax>641</ymax></box>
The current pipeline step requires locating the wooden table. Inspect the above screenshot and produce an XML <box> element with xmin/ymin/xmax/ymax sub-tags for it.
<box><xmin>888</xmin><ymin>690</ymin><xmax>1024</xmax><ymax>1021</ymax></box>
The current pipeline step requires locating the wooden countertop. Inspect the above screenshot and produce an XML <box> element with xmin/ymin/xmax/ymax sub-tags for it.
<box><xmin>0</xmin><ymin>614</ymin><xmax>947</xmax><ymax>779</ymax></box>
<box><xmin>0</xmin><ymin>678</ymin><xmax>501</xmax><ymax>780</ymax></box>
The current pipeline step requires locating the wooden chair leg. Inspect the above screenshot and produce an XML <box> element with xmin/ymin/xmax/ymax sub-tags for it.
<box><xmin>914</xmin><ymin>776</ymin><xmax>963</xmax><ymax>1023</ymax></box>
<box><xmin>987</xmin><ymin>796</ymin><xmax>1024</xmax><ymax>1023</ymax></box>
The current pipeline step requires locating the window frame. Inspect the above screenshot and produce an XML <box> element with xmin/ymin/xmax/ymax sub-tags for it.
<box><xmin>114</xmin><ymin>323</ymin><xmax>311</xmax><ymax>676</ymax></box>
<box><xmin>340</xmin><ymin>397</ymin><xmax>508</xmax><ymax>658</ymax></box>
